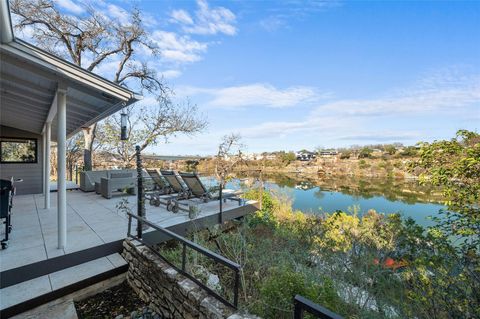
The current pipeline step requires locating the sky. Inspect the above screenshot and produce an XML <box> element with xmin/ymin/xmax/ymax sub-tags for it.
<box><xmin>14</xmin><ymin>0</ymin><xmax>480</xmax><ymax>155</ymax></box>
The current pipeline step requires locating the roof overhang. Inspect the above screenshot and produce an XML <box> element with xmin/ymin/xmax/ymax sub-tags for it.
<box><xmin>0</xmin><ymin>0</ymin><xmax>142</xmax><ymax>140</ymax></box>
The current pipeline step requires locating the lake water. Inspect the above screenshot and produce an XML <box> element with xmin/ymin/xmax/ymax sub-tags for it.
<box><xmin>203</xmin><ymin>173</ymin><xmax>445</xmax><ymax>227</ymax></box>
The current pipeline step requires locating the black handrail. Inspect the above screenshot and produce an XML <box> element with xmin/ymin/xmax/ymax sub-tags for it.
<box><xmin>126</xmin><ymin>212</ymin><xmax>241</xmax><ymax>309</ymax></box>
<box><xmin>293</xmin><ymin>295</ymin><xmax>343</xmax><ymax>319</ymax></box>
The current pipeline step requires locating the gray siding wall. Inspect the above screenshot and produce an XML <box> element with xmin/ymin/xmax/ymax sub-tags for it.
<box><xmin>0</xmin><ymin>126</ymin><xmax>44</xmax><ymax>195</ymax></box>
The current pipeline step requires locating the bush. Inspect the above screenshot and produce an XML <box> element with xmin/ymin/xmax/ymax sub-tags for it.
<box><xmin>340</xmin><ymin>151</ymin><xmax>352</xmax><ymax>159</ymax></box>
<box><xmin>190</xmin><ymin>186</ymin><xmax>479</xmax><ymax>319</ymax></box>
<box><xmin>358</xmin><ymin>159</ymin><xmax>370</xmax><ymax>169</ymax></box>
<box><xmin>384</xmin><ymin>145</ymin><xmax>397</xmax><ymax>155</ymax></box>
<box><xmin>400</xmin><ymin>146</ymin><xmax>418</xmax><ymax>157</ymax></box>
<box><xmin>253</xmin><ymin>267</ymin><xmax>341</xmax><ymax>319</ymax></box>
<box><xmin>279</xmin><ymin>151</ymin><xmax>296</xmax><ymax>165</ymax></box>
<box><xmin>359</xmin><ymin>147</ymin><xmax>373</xmax><ymax>158</ymax></box>
<box><xmin>243</xmin><ymin>189</ymin><xmax>276</xmax><ymax>227</ymax></box>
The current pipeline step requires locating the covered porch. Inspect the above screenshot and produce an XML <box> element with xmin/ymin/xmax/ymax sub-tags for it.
<box><xmin>0</xmin><ymin>0</ymin><xmax>140</xmax><ymax>250</ymax></box>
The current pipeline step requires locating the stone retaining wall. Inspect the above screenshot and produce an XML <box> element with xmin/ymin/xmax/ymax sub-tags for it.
<box><xmin>122</xmin><ymin>239</ymin><xmax>258</xmax><ymax>319</ymax></box>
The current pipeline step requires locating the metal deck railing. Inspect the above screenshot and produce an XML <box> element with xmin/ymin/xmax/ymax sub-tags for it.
<box><xmin>126</xmin><ymin>212</ymin><xmax>241</xmax><ymax>309</ymax></box>
<box><xmin>293</xmin><ymin>295</ymin><xmax>344</xmax><ymax>319</ymax></box>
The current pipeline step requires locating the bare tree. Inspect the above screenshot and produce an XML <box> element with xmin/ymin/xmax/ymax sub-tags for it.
<box><xmin>48</xmin><ymin>135</ymin><xmax>83</xmax><ymax>181</ymax></box>
<box><xmin>214</xmin><ymin>134</ymin><xmax>245</xmax><ymax>188</ymax></box>
<box><xmin>65</xmin><ymin>134</ymin><xmax>83</xmax><ymax>180</ymax></box>
<box><xmin>11</xmin><ymin>0</ymin><xmax>170</xmax><ymax>170</ymax></box>
<box><xmin>99</xmin><ymin>101</ymin><xmax>207</xmax><ymax>168</ymax></box>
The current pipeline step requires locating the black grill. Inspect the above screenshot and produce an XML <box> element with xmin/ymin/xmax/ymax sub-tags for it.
<box><xmin>1</xmin><ymin>178</ymin><xmax>15</xmax><ymax>249</ymax></box>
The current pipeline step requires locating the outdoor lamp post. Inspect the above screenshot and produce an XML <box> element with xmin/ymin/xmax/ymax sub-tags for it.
<box><xmin>120</xmin><ymin>110</ymin><xmax>128</xmax><ymax>140</ymax></box>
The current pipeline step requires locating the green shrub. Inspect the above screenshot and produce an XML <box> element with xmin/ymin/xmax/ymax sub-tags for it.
<box><xmin>243</xmin><ymin>189</ymin><xmax>276</xmax><ymax>227</ymax></box>
<box><xmin>385</xmin><ymin>145</ymin><xmax>397</xmax><ymax>155</ymax></box>
<box><xmin>359</xmin><ymin>147</ymin><xmax>373</xmax><ymax>158</ymax></box>
<box><xmin>252</xmin><ymin>267</ymin><xmax>341</xmax><ymax>319</ymax></box>
<box><xmin>400</xmin><ymin>146</ymin><xmax>418</xmax><ymax>157</ymax></box>
<box><xmin>340</xmin><ymin>151</ymin><xmax>352</xmax><ymax>159</ymax></box>
<box><xmin>358</xmin><ymin>159</ymin><xmax>370</xmax><ymax>169</ymax></box>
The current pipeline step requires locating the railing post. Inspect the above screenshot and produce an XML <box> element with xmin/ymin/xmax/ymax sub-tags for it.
<box><xmin>293</xmin><ymin>297</ymin><xmax>302</xmax><ymax>319</ymax></box>
<box><xmin>219</xmin><ymin>183</ymin><xmax>223</xmax><ymax>224</ymax></box>
<box><xmin>182</xmin><ymin>242</ymin><xmax>187</xmax><ymax>271</ymax></box>
<box><xmin>127</xmin><ymin>215</ymin><xmax>132</xmax><ymax>237</ymax></box>
<box><xmin>234</xmin><ymin>269</ymin><xmax>240</xmax><ymax>308</ymax></box>
<box><xmin>136</xmin><ymin>145</ymin><xmax>144</xmax><ymax>239</ymax></box>
<box><xmin>74</xmin><ymin>164</ymin><xmax>78</xmax><ymax>184</ymax></box>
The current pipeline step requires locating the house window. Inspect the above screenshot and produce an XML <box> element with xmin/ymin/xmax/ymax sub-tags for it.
<box><xmin>0</xmin><ymin>138</ymin><xmax>38</xmax><ymax>163</ymax></box>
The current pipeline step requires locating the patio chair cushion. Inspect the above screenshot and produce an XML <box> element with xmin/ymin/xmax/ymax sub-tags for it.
<box><xmin>160</xmin><ymin>170</ymin><xmax>185</xmax><ymax>193</ymax></box>
<box><xmin>179</xmin><ymin>172</ymin><xmax>208</xmax><ymax>198</ymax></box>
<box><xmin>80</xmin><ymin>170</ymin><xmax>108</xmax><ymax>192</ymax></box>
<box><xmin>100</xmin><ymin>176</ymin><xmax>136</xmax><ymax>199</ymax></box>
<box><xmin>109</xmin><ymin>172</ymin><xmax>133</xmax><ymax>179</ymax></box>
<box><xmin>146</xmin><ymin>169</ymin><xmax>169</xmax><ymax>189</ymax></box>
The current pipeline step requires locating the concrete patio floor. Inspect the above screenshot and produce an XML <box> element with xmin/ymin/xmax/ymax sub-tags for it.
<box><xmin>0</xmin><ymin>190</ymin><xmax>250</xmax><ymax>271</ymax></box>
<box><xmin>0</xmin><ymin>190</ymin><xmax>255</xmax><ymax>312</ymax></box>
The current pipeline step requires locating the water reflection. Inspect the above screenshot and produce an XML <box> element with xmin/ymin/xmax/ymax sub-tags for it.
<box><xmin>227</xmin><ymin>173</ymin><xmax>445</xmax><ymax>227</ymax></box>
<box><xmin>257</xmin><ymin>173</ymin><xmax>444</xmax><ymax>205</ymax></box>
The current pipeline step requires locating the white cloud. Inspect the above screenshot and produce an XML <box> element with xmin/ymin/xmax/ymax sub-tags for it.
<box><xmin>315</xmin><ymin>71</ymin><xmax>480</xmax><ymax>117</ymax></box>
<box><xmin>151</xmin><ymin>30</ymin><xmax>208</xmax><ymax>63</ymax></box>
<box><xmin>337</xmin><ymin>131</ymin><xmax>421</xmax><ymax>142</ymax></box>
<box><xmin>258</xmin><ymin>0</ymin><xmax>340</xmax><ymax>32</ymax></box>
<box><xmin>142</xmin><ymin>13</ymin><xmax>160</xmax><ymax>28</ymax></box>
<box><xmin>259</xmin><ymin>16</ymin><xmax>288</xmax><ymax>32</ymax></box>
<box><xmin>240</xmin><ymin>116</ymin><xmax>354</xmax><ymax>139</ymax></box>
<box><xmin>162</xmin><ymin>70</ymin><xmax>182</xmax><ymax>79</ymax></box>
<box><xmin>106</xmin><ymin>4</ymin><xmax>130</xmax><ymax>25</ymax></box>
<box><xmin>54</xmin><ymin>0</ymin><xmax>85</xmax><ymax>14</ymax></box>
<box><xmin>170</xmin><ymin>9</ymin><xmax>194</xmax><ymax>25</ymax></box>
<box><xmin>181</xmin><ymin>83</ymin><xmax>325</xmax><ymax>109</ymax></box>
<box><xmin>170</xmin><ymin>0</ymin><xmax>237</xmax><ymax>36</ymax></box>
<box><xmin>181</xmin><ymin>68</ymin><xmax>479</xmax><ymax>151</ymax></box>
<box><xmin>91</xmin><ymin>57</ymin><xmax>122</xmax><ymax>78</ymax></box>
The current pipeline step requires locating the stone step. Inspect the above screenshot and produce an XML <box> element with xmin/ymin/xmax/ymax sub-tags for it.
<box><xmin>0</xmin><ymin>253</ymin><xmax>127</xmax><ymax>318</ymax></box>
<box><xmin>11</xmin><ymin>300</ymin><xmax>78</xmax><ymax>319</ymax></box>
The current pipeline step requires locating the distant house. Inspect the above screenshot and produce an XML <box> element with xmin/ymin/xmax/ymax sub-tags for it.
<box><xmin>319</xmin><ymin>150</ymin><xmax>338</xmax><ymax>156</ymax></box>
<box><xmin>296</xmin><ymin>151</ymin><xmax>316</xmax><ymax>161</ymax></box>
<box><xmin>265</xmin><ymin>154</ymin><xmax>277</xmax><ymax>160</ymax></box>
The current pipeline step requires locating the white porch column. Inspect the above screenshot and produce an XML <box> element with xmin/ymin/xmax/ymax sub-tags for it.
<box><xmin>57</xmin><ymin>88</ymin><xmax>67</xmax><ymax>249</ymax></box>
<box><xmin>44</xmin><ymin>122</ymin><xmax>51</xmax><ymax>209</ymax></box>
<box><xmin>42</xmin><ymin>132</ymin><xmax>46</xmax><ymax>195</ymax></box>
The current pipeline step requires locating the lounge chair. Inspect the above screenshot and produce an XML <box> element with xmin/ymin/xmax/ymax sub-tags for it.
<box><xmin>144</xmin><ymin>168</ymin><xmax>175</xmax><ymax>207</ymax></box>
<box><xmin>146</xmin><ymin>168</ymin><xmax>172</xmax><ymax>194</ymax></box>
<box><xmin>160</xmin><ymin>170</ymin><xmax>190</xmax><ymax>199</ymax></box>
<box><xmin>178</xmin><ymin>172</ymin><xmax>242</xmax><ymax>203</ymax></box>
<box><xmin>145</xmin><ymin>170</ymin><xmax>190</xmax><ymax>213</ymax></box>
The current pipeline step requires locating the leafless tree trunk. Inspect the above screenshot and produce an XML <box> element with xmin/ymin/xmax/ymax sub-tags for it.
<box><xmin>99</xmin><ymin>101</ymin><xmax>206</xmax><ymax>168</ymax></box>
<box><xmin>12</xmin><ymin>0</ymin><xmax>171</xmax><ymax>170</ymax></box>
<box><xmin>215</xmin><ymin>134</ymin><xmax>245</xmax><ymax>188</ymax></box>
<box><xmin>82</xmin><ymin>124</ymin><xmax>96</xmax><ymax>171</ymax></box>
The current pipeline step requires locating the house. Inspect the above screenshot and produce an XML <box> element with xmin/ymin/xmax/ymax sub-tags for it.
<box><xmin>296</xmin><ymin>150</ymin><xmax>316</xmax><ymax>161</ymax></box>
<box><xmin>0</xmin><ymin>1</ymin><xmax>257</xmax><ymax>317</ymax></box>
<box><xmin>264</xmin><ymin>153</ymin><xmax>277</xmax><ymax>160</ymax></box>
<box><xmin>319</xmin><ymin>150</ymin><xmax>338</xmax><ymax>156</ymax></box>
<box><xmin>0</xmin><ymin>0</ymin><xmax>141</xmax><ymax>248</ymax></box>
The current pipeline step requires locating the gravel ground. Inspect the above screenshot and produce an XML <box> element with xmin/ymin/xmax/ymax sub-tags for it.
<box><xmin>75</xmin><ymin>281</ymin><xmax>161</xmax><ymax>319</ymax></box>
